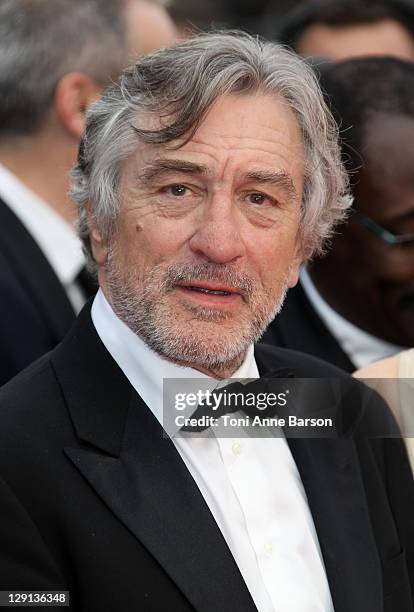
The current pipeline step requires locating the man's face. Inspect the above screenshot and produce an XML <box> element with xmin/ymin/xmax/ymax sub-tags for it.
<box><xmin>296</xmin><ymin>18</ymin><xmax>414</xmax><ymax>61</ymax></box>
<box><xmin>95</xmin><ymin>93</ymin><xmax>304</xmax><ymax>376</ymax></box>
<box><xmin>312</xmin><ymin>113</ymin><xmax>414</xmax><ymax>346</ymax></box>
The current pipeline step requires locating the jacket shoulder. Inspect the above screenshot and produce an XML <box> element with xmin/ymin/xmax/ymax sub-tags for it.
<box><xmin>255</xmin><ymin>342</ymin><xmax>402</xmax><ymax>439</ymax></box>
<box><xmin>0</xmin><ymin>353</ymin><xmax>65</xmax><ymax>434</ymax></box>
<box><xmin>255</xmin><ymin>342</ymin><xmax>350</xmax><ymax>377</ymax></box>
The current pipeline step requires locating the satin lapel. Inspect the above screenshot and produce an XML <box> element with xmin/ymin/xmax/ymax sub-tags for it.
<box><xmin>54</xmin><ymin>309</ymin><xmax>257</xmax><ymax>612</ymax></box>
<box><xmin>64</xmin><ymin>393</ymin><xmax>257</xmax><ymax>612</ymax></box>
<box><xmin>0</xmin><ymin>199</ymin><xmax>75</xmax><ymax>339</ymax></box>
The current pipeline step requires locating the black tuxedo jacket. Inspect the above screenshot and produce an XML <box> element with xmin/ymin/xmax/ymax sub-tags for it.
<box><xmin>261</xmin><ymin>282</ymin><xmax>356</xmax><ymax>373</ymax></box>
<box><xmin>0</xmin><ymin>199</ymin><xmax>92</xmax><ymax>386</ymax></box>
<box><xmin>0</xmin><ymin>305</ymin><xmax>413</xmax><ymax>611</ymax></box>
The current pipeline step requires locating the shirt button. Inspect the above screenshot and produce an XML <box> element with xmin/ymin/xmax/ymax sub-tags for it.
<box><xmin>232</xmin><ymin>441</ymin><xmax>242</xmax><ymax>456</ymax></box>
<box><xmin>264</xmin><ymin>543</ymin><xmax>273</xmax><ymax>554</ymax></box>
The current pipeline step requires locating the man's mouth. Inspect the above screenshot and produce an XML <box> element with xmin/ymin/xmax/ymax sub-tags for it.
<box><xmin>185</xmin><ymin>286</ymin><xmax>233</xmax><ymax>296</ymax></box>
<box><xmin>162</xmin><ymin>263</ymin><xmax>254</xmax><ymax>304</ymax></box>
<box><xmin>177</xmin><ymin>281</ymin><xmax>240</xmax><ymax>296</ymax></box>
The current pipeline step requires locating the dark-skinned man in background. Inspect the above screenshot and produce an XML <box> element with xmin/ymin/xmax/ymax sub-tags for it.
<box><xmin>262</xmin><ymin>57</ymin><xmax>414</xmax><ymax>371</ymax></box>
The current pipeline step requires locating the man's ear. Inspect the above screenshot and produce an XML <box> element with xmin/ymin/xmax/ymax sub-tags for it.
<box><xmin>287</xmin><ymin>242</ymin><xmax>304</xmax><ymax>288</ymax></box>
<box><xmin>54</xmin><ymin>72</ymin><xmax>102</xmax><ymax>141</ymax></box>
<box><xmin>89</xmin><ymin>225</ymin><xmax>109</xmax><ymax>266</ymax></box>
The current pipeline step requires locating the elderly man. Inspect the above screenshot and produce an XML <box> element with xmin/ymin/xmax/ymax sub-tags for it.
<box><xmin>263</xmin><ymin>57</ymin><xmax>414</xmax><ymax>371</ymax></box>
<box><xmin>0</xmin><ymin>0</ymin><xmax>176</xmax><ymax>386</ymax></box>
<box><xmin>0</xmin><ymin>33</ymin><xmax>412</xmax><ymax>612</ymax></box>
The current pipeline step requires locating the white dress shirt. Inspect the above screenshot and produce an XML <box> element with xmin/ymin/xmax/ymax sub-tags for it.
<box><xmin>300</xmin><ymin>267</ymin><xmax>403</xmax><ymax>369</ymax></box>
<box><xmin>92</xmin><ymin>289</ymin><xmax>334</xmax><ymax>612</ymax></box>
<box><xmin>0</xmin><ymin>163</ymin><xmax>85</xmax><ymax>312</ymax></box>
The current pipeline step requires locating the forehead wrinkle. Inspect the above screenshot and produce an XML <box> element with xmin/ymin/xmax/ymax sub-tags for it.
<box><xmin>184</xmin><ymin>137</ymin><xmax>304</xmax><ymax>183</ymax></box>
<box><xmin>189</xmin><ymin>132</ymin><xmax>302</xmax><ymax>154</ymax></box>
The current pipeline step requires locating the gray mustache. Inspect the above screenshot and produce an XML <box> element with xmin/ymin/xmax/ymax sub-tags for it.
<box><xmin>160</xmin><ymin>263</ymin><xmax>255</xmax><ymax>298</ymax></box>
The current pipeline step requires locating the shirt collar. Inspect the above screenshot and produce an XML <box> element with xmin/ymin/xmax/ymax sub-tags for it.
<box><xmin>91</xmin><ymin>289</ymin><xmax>259</xmax><ymax>424</ymax></box>
<box><xmin>300</xmin><ymin>267</ymin><xmax>404</xmax><ymax>369</ymax></box>
<box><xmin>0</xmin><ymin>163</ymin><xmax>84</xmax><ymax>285</ymax></box>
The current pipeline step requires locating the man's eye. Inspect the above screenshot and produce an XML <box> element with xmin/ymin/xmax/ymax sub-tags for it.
<box><xmin>248</xmin><ymin>192</ymin><xmax>268</xmax><ymax>205</ymax></box>
<box><xmin>167</xmin><ymin>184</ymin><xmax>188</xmax><ymax>197</ymax></box>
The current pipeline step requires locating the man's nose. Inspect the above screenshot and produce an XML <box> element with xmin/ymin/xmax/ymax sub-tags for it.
<box><xmin>188</xmin><ymin>193</ymin><xmax>246</xmax><ymax>264</ymax></box>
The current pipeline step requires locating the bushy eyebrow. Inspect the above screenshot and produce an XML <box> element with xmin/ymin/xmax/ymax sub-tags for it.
<box><xmin>243</xmin><ymin>170</ymin><xmax>298</xmax><ymax>202</ymax></box>
<box><xmin>137</xmin><ymin>158</ymin><xmax>208</xmax><ymax>183</ymax></box>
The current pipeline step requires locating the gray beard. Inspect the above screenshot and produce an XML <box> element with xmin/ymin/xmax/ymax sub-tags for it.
<box><xmin>106</xmin><ymin>254</ymin><xmax>289</xmax><ymax>375</ymax></box>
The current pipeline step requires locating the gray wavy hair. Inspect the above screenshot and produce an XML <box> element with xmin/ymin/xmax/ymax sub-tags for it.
<box><xmin>71</xmin><ymin>31</ymin><xmax>352</xmax><ymax>271</ymax></box>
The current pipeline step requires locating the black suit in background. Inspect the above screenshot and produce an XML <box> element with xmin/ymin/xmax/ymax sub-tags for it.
<box><xmin>0</xmin><ymin>304</ymin><xmax>413</xmax><ymax>611</ymax></box>
<box><xmin>261</xmin><ymin>282</ymin><xmax>356</xmax><ymax>372</ymax></box>
<box><xmin>0</xmin><ymin>199</ymin><xmax>96</xmax><ymax>386</ymax></box>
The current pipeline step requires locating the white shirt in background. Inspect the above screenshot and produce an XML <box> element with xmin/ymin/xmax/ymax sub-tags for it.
<box><xmin>0</xmin><ymin>163</ymin><xmax>85</xmax><ymax>312</ymax></box>
<box><xmin>300</xmin><ymin>267</ymin><xmax>403</xmax><ymax>369</ymax></box>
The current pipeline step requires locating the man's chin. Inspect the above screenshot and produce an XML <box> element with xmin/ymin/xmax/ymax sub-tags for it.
<box><xmin>145</xmin><ymin>323</ymin><xmax>252</xmax><ymax>374</ymax></box>
<box><xmin>148</xmin><ymin>297</ymin><xmax>277</xmax><ymax>368</ymax></box>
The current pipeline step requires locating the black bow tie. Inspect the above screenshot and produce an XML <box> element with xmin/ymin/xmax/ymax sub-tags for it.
<box><xmin>180</xmin><ymin>367</ymin><xmax>295</xmax><ymax>433</ymax></box>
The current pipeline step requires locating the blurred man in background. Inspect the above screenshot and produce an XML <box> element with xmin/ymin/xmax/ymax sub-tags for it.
<box><xmin>262</xmin><ymin>57</ymin><xmax>414</xmax><ymax>371</ymax></box>
<box><xmin>276</xmin><ymin>0</ymin><xmax>414</xmax><ymax>61</ymax></box>
<box><xmin>0</xmin><ymin>0</ymin><xmax>176</xmax><ymax>386</ymax></box>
